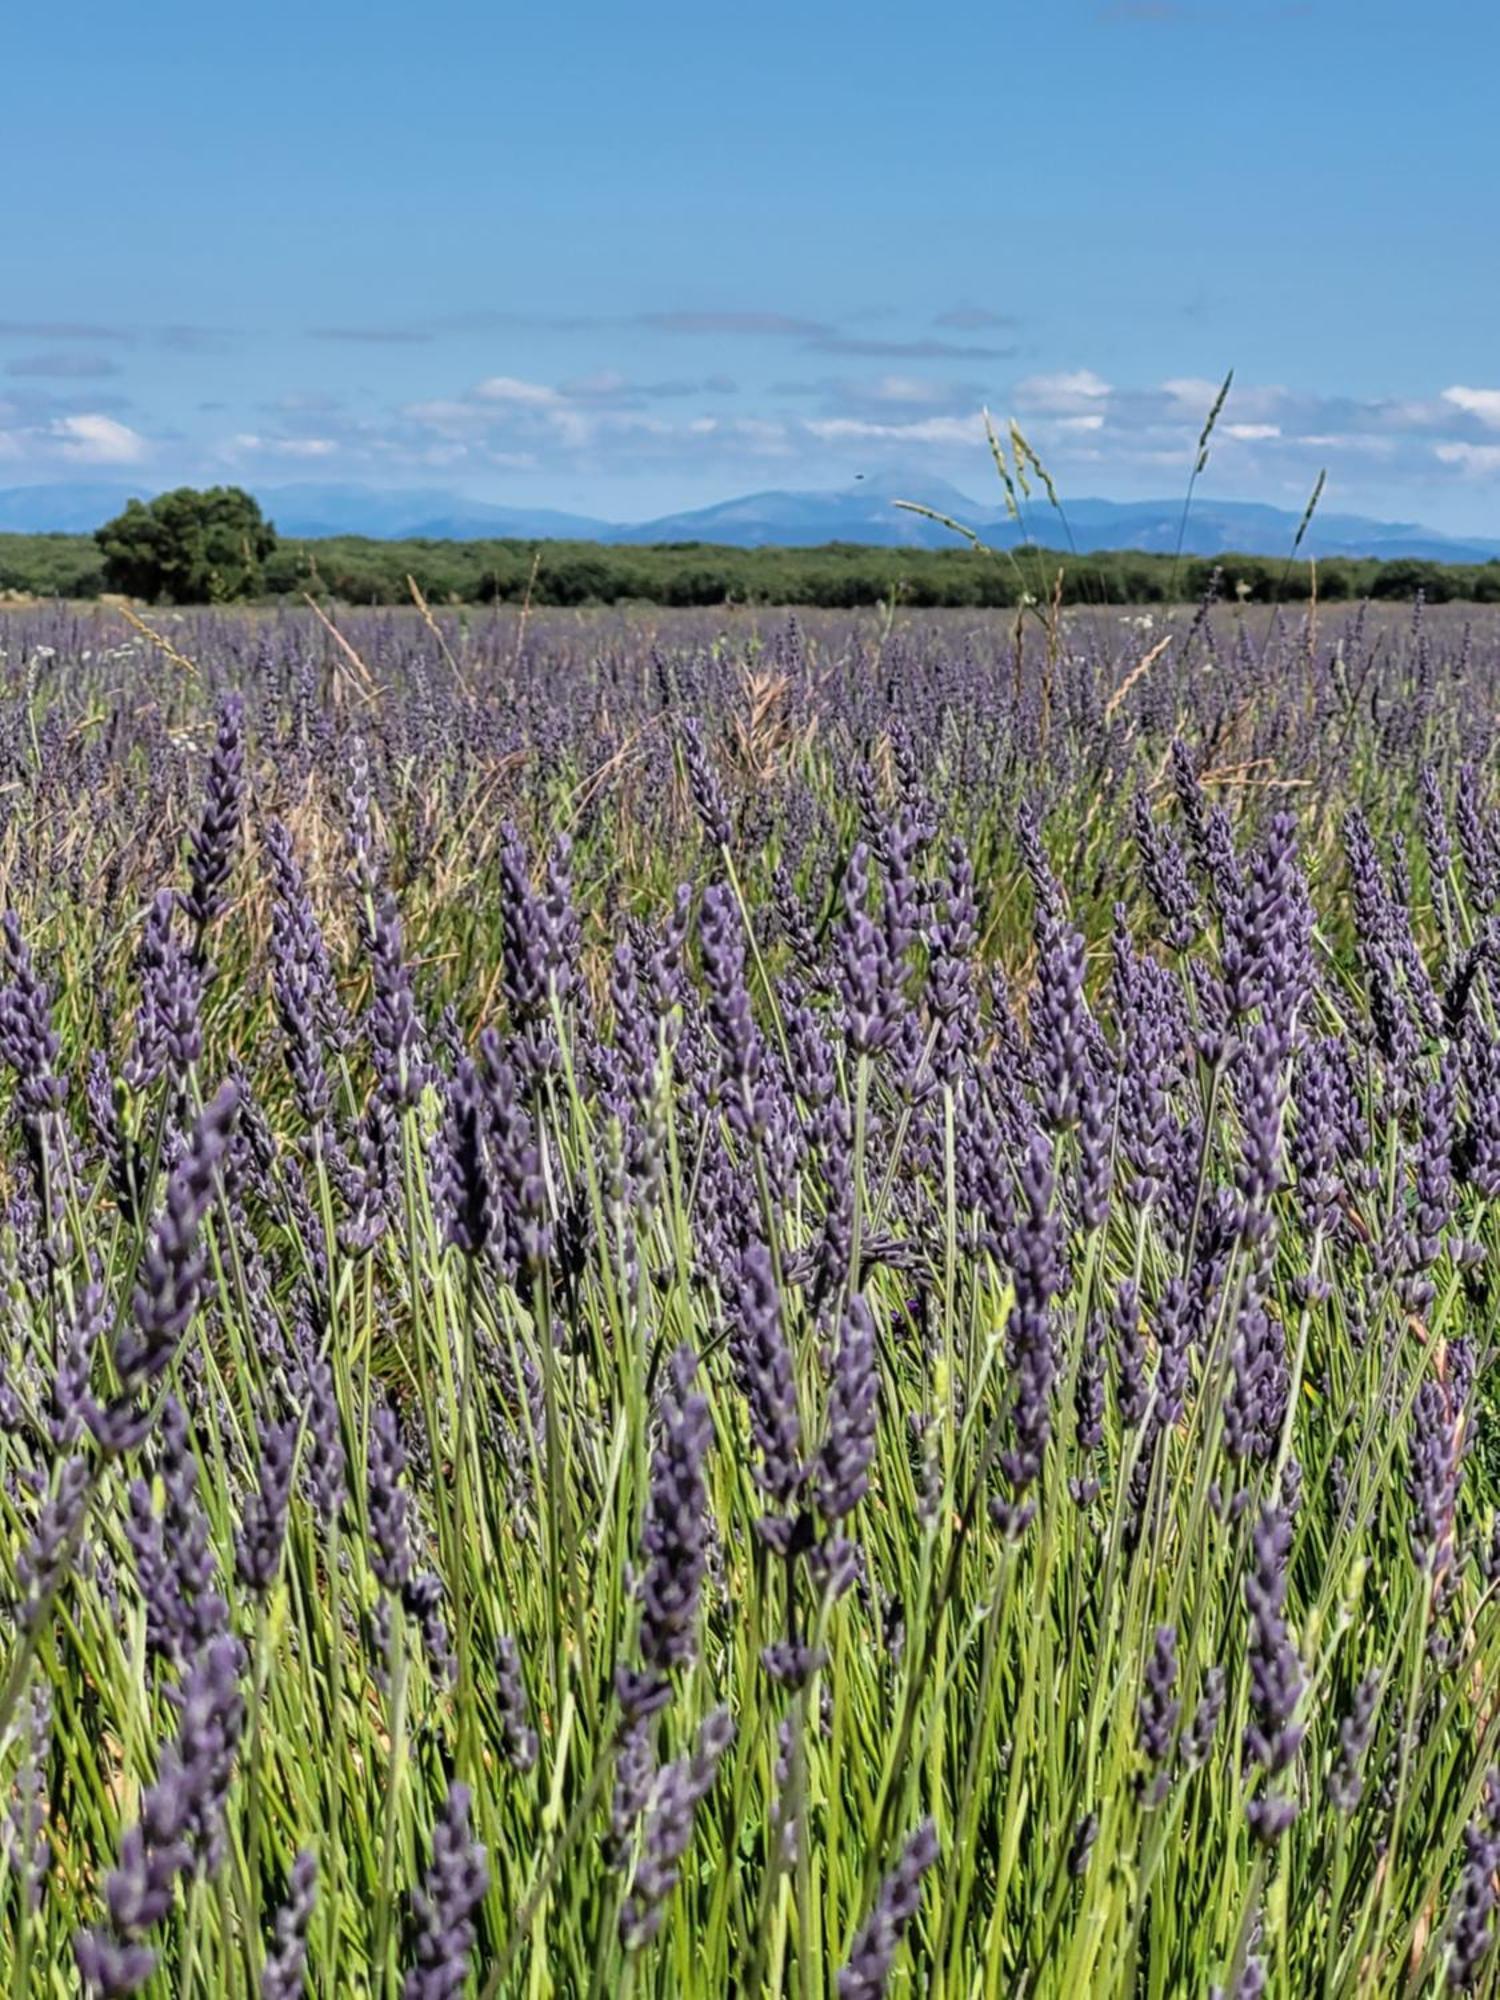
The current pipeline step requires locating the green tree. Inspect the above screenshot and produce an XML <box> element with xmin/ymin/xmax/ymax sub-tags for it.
<box><xmin>95</xmin><ymin>486</ymin><xmax>277</xmax><ymax>602</ymax></box>
<box><xmin>1369</xmin><ymin>558</ymin><xmax>1455</xmax><ymax>603</ymax></box>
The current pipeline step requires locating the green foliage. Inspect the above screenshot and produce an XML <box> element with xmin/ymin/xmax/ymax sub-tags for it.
<box><xmin>0</xmin><ymin>533</ymin><xmax>106</xmax><ymax>599</ymax></box>
<box><xmin>3</xmin><ymin>517</ymin><xmax>1500</xmax><ymax>606</ymax></box>
<box><xmin>94</xmin><ymin>486</ymin><xmax>278</xmax><ymax>603</ymax></box>
<box><xmin>1369</xmin><ymin>558</ymin><xmax>1459</xmax><ymax>603</ymax></box>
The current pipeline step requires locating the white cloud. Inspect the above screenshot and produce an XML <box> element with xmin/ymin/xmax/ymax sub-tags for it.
<box><xmin>50</xmin><ymin>413</ymin><xmax>147</xmax><ymax>464</ymax></box>
<box><xmin>1160</xmin><ymin>377</ymin><xmax>1286</xmax><ymax>425</ymax></box>
<box><xmin>558</xmin><ymin>370</ymin><xmax>629</xmax><ymax>397</ymax></box>
<box><xmin>403</xmin><ymin>399</ymin><xmax>476</xmax><ymax>428</ymax></box>
<box><xmin>1161</xmin><ymin>375</ymin><xmax>1224</xmax><ymax>408</ymax></box>
<box><xmin>1435</xmin><ymin>441</ymin><xmax>1500</xmax><ymax>474</ymax></box>
<box><xmin>231</xmin><ymin>432</ymin><xmax>338</xmax><ymax>458</ymax></box>
<box><xmin>867</xmin><ymin>374</ymin><xmax>951</xmax><ymax>406</ymax></box>
<box><xmin>1057</xmin><ymin>414</ymin><xmax>1106</xmax><ymax>433</ymax></box>
<box><xmin>1014</xmin><ymin>369</ymin><xmax>1112</xmax><ymax>413</ymax></box>
<box><xmin>473</xmin><ymin>375</ymin><xmax>562</xmax><ymax>407</ymax></box>
<box><xmin>1442</xmin><ymin>386</ymin><xmax>1500</xmax><ymax>429</ymax></box>
<box><xmin>804</xmin><ymin>414</ymin><xmax>990</xmax><ymax>447</ymax></box>
<box><xmin>731</xmin><ymin>417</ymin><xmax>793</xmax><ymax>452</ymax></box>
<box><xmin>1225</xmin><ymin>423</ymin><xmax>1281</xmax><ymax>441</ymax></box>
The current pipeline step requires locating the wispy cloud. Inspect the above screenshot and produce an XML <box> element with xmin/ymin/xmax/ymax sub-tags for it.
<box><xmin>638</xmin><ymin>310</ymin><xmax>828</xmax><ymax>339</ymax></box>
<box><xmin>5</xmin><ymin>352</ymin><xmax>122</xmax><ymax>380</ymax></box>
<box><xmin>1096</xmin><ymin>2</ymin><xmax>1190</xmax><ymax>20</ymax></box>
<box><xmin>642</xmin><ymin>311</ymin><xmax>1012</xmax><ymax>360</ymax></box>
<box><xmin>309</xmin><ymin>325</ymin><xmax>436</xmax><ymax>345</ymax></box>
<box><xmin>556</xmin><ymin>371</ymin><xmax>739</xmax><ymax>404</ymax></box>
<box><xmin>0</xmin><ymin>321</ymin><xmax>237</xmax><ymax>351</ymax></box>
<box><xmin>158</xmin><ymin>325</ymin><xmax>240</xmax><ymax>354</ymax></box>
<box><xmin>0</xmin><ymin>320</ymin><xmax>132</xmax><ymax>344</ymax></box>
<box><xmin>933</xmin><ymin>305</ymin><xmax>1015</xmax><ymax>331</ymax></box>
<box><xmin>810</xmin><ymin>334</ymin><xmax>1015</xmax><ymax>360</ymax></box>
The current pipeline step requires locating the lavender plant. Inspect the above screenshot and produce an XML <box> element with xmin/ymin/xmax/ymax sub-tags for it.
<box><xmin>0</xmin><ymin>596</ymin><xmax>1495</xmax><ymax>1996</ymax></box>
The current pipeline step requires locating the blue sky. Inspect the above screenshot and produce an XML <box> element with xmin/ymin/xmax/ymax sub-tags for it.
<box><xmin>5</xmin><ymin>0</ymin><xmax>1499</xmax><ymax>529</ymax></box>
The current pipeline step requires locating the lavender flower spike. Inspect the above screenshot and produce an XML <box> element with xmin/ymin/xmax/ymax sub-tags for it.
<box><xmin>261</xmin><ymin>1850</ymin><xmax>317</xmax><ymax>2000</ymax></box>
<box><xmin>402</xmin><ymin>1783</ymin><xmax>489</xmax><ymax>2000</ymax></box>
<box><xmin>814</xmin><ymin>1293</ymin><xmax>880</xmax><ymax>1524</ymax></box>
<box><xmin>496</xmin><ymin>1633</ymin><xmax>539</xmax><ymax>1773</ymax></box>
<box><xmin>184</xmin><ymin>692</ymin><xmax>245</xmax><ymax>941</ymax></box>
<box><xmin>94</xmin><ymin>1082</ymin><xmax>238</xmax><ymax>1444</ymax></box>
<box><xmin>838</xmin><ymin>1819</ymin><xmax>940</xmax><ymax>1999</ymax></box>
<box><xmin>619</xmin><ymin>1708</ymin><xmax>734</xmax><ymax>1949</ymax></box>
<box><xmin>616</xmin><ymin>1347</ymin><xmax>713</xmax><ymax>1719</ymax></box>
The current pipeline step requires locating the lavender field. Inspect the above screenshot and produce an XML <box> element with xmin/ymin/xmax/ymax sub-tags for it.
<box><xmin>2</xmin><ymin>592</ymin><xmax>1500</xmax><ymax>1995</ymax></box>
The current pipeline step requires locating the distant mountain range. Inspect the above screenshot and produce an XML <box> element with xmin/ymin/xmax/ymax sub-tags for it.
<box><xmin>2</xmin><ymin>476</ymin><xmax>1497</xmax><ymax>564</ymax></box>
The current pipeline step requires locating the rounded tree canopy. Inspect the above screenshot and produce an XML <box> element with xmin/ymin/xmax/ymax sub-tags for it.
<box><xmin>95</xmin><ymin>486</ymin><xmax>277</xmax><ymax>603</ymax></box>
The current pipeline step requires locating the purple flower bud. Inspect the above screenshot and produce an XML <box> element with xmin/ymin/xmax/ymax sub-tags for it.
<box><xmin>91</xmin><ymin>1084</ymin><xmax>238</xmax><ymax>1447</ymax></box>
<box><xmin>680</xmin><ymin>716</ymin><xmax>732</xmax><ymax>849</ymax></box>
<box><xmin>1182</xmin><ymin>1666</ymin><xmax>1226</xmax><ymax>1767</ymax></box>
<box><xmin>1137</xmin><ymin>1625</ymin><xmax>1181</xmax><ymax>1769</ymax></box>
<box><xmin>837</xmin><ymin>843</ymin><xmax>897</xmax><ymax>1059</ymax></box>
<box><xmin>17</xmin><ymin>1453</ymin><xmax>91</xmax><ymax>1631</ymax></box>
<box><xmin>1446</xmin><ymin>1773</ymin><xmax>1500</xmax><ymax>1990</ymax></box>
<box><xmin>125</xmin><ymin>890</ymin><xmax>176</xmax><ymax>1095</ymax></box>
<box><xmin>1133</xmin><ymin>790</ymin><xmax>1201</xmax><ymax>952</ymax></box>
<box><xmin>126</xmin><ymin>1399</ymin><xmax>229</xmax><ymax>1667</ymax></box>
<box><xmin>367</xmin><ymin>893</ymin><xmax>426</xmax><ymax>1112</ymax></box>
<box><xmin>730</xmin><ymin>1240</ymin><xmax>804</xmax><ymax>1508</ymax></box>
<box><xmin>0</xmin><ymin>910</ymin><xmax>66</xmax><ymax>1125</ymax></box>
<box><xmin>1243</xmin><ymin>1504</ymin><xmax>1304</xmax><ymax>1841</ymax></box>
<box><xmin>184</xmin><ymin>695</ymin><xmax>245</xmax><ymax>941</ymax></box>
<box><xmin>49</xmin><ymin>1282</ymin><xmax>106</xmax><ymax>1449</ymax></box>
<box><xmin>292</xmin><ymin>1320</ymin><xmax>345</xmax><ymax>1527</ymax></box>
<box><xmin>367</xmin><ymin>1401</ymin><xmax>453</xmax><ymax>1680</ymax></box>
<box><xmin>1031</xmin><ymin>906</ymin><xmax>1092</xmax><ymax>1132</ymax></box>
<box><xmin>993</xmin><ymin>1133</ymin><xmax>1063</xmax><ymax>1532</ymax></box>
<box><xmin>476</xmin><ymin>1033</ymin><xmax>552</xmax><ymax>1281</ymax></box>
<box><xmin>1113</xmin><ymin>1280</ymin><xmax>1150</xmax><ymax>1430</ymax></box>
<box><xmin>814</xmin><ymin>1294</ymin><xmax>879</xmax><ymax>1525</ymax></box>
<box><xmin>77</xmin><ymin>1633</ymin><xmax>246</xmax><ymax>1986</ymax></box>
<box><xmin>5</xmin><ymin>1683</ymin><xmax>50</xmax><ymax>1911</ymax></box>
<box><xmin>700</xmin><ymin>882</ymin><xmax>768</xmax><ymax>1125</ymax></box>
<box><xmin>261</xmin><ymin>1850</ymin><xmax>317</xmax><ymax>2000</ymax></box>
<box><xmin>434</xmin><ymin>1056</ymin><xmax>491</xmax><ymax>1258</ymax></box>
<box><xmin>264</xmin><ymin>818</ymin><xmax>342</xmax><ymax>1127</ymax></box>
<box><xmin>235</xmin><ymin>1416</ymin><xmax>297</xmax><ymax>1597</ymax></box>
<box><xmin>1456</xmin><ymin>764</ymin><xmax>1496</xmax><ymax>915</ymax></box>
<box><xmin>619</xmin><ymin>1348</ymin><xmax>713</xmax><ymax>1709</ymax></box>
<box><xmin>495</xmin><ymin>1634</ymin><xmax>538</xmax><ymax>1773</ymax></box>
<box><xmin>402</xmin><ymin>1782</ymin><xmax>488</xmax><ymax>1999</ymax></box>
<box><xmin>1327</xmin><ymin>1674</ymin><xmax>1380</xmax><ymax>1813</ymax></box>
<box><xmin>837</xmin><ymin>1819</ymin><xmax>939</xmax><ymax>1999</ymax></box>
<box><xmin>1408</xmin><ymin>1376</ymin><xmax>1463</xmax><ymax>1580</ymax></box>
<box><xmin>1223</xmin><ymin>1288</ymin><xmax>1289</xmax><ymax>1466</ymax></box>
<box><xmin>619</xmin><ymin>1709</ymin><xmax>733</xmax><ymax>1950</ymax></box>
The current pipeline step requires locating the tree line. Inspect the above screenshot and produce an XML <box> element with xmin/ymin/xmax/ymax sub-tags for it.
<box><xmin>4</xmin><ymin>484</ymin><xmax>1500</xmax><ymax>609</ymax></box>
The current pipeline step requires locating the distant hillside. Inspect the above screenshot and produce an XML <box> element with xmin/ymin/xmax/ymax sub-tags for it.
<box><xmin>0</xmin><ymin>478</ymin><xmax>1496</xmax><ymax>563</ymax></box>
